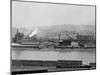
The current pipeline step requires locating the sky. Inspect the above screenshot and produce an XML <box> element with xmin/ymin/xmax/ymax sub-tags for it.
<box><xmin>12</xmin><ymin>1</ymin><xmax>95</xmax><ymax>28</ymax></box>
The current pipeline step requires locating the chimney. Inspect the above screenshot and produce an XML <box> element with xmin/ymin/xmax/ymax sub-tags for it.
<box><xmin>59</xmin><ymin>33</ymin><xmax>61</xmax><ymax>40</ymax></box>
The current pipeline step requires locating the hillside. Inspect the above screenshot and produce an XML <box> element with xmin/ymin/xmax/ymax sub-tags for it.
<box><xmin>12</xmin><ymin>25</ymin><xmax>95</xmax><ymax>38</ymax></box>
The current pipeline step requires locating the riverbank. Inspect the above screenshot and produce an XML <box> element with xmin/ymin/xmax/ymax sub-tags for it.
<box><xmin>12</xmin><ymin>60</ymin><xmax>96</xmax><ymax>74</ymax></box>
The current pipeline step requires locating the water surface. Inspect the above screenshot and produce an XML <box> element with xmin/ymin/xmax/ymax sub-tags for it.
<box><xmin>12</xmin><ymin>47</ymin><xmax>96</xmax><ymax>65</ymax></box>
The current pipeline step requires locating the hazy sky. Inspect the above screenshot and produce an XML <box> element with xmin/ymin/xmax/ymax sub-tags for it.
<box><xmin>12</xmin><ymin>1</ymin><xmax>95</xmax><ymax>28</ymax></box>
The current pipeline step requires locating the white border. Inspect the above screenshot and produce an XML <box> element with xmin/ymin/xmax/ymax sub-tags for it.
<box><xmin>0</xmin><ymin>0</ymin><xmax>100</xmax><ymax>75</ymax></box>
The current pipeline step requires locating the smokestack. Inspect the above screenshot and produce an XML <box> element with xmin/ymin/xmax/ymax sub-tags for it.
<box><xmin>59</xmin><ymin>33</ymin><xmax>61</xmax><ymax>40</ymax></box>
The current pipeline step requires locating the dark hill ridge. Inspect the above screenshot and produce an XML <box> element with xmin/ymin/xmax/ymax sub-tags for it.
<box><xmin>47</xmin><ymin>25</ymin><xmax>95</xmax><ymax>33</ymax></box>
<box><xmin>12</xmin><ymin>25</ymin><xmax>95</xmax><ymax>38</ymax></box>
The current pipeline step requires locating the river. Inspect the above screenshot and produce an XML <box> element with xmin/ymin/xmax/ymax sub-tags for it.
<box><xmin>12</xmin><ymin>47</ymin><xmax>96</xmax><ymax>65</ymax></box>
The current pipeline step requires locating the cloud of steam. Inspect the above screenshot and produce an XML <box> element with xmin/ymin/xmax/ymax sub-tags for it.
<box><xmin>29</xmin><ymin>28</ymin><xmax>38</xmax><ymax>38</ymax></box>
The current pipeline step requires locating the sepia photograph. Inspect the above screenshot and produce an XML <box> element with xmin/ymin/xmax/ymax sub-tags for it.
<box><xmin>11</xmin><ymin>0</ymin><xmax>96</xmax><ymax>74</ymax></box>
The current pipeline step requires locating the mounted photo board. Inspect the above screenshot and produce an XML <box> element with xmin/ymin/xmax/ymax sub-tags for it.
<box><xmin>11</xmin><ymin>0</ymin><xmax>96</xmax><ymax>74</ymax></box>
